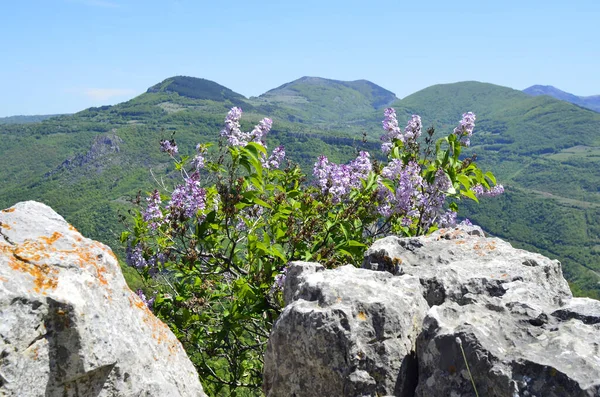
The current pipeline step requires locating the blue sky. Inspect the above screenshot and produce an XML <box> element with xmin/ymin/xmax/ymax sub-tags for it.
<box><xmin>1</xmin><ymin>0</ymin><xmax>598</xmax><ymax>117</ymax></box>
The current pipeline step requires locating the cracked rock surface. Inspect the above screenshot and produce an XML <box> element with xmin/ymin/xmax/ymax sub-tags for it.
<box><xmin>0</xmin><ymin>201</ymin><xmax>206</xmax><ymax>397</ymax></box>
<box><xmin>263</xmin><ymin>263</ymin><xmax>429</xmax><ymax>397</ymax></box>
<box><xmin>264</xmin><ymin>225</ymin><xmax>600</xmax><ymax>396</ymax></box>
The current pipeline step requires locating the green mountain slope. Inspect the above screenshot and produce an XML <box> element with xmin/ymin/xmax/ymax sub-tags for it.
<box><xmin>524</xmin><ymin>85</ymin><xmax>600</xmax><ymax>113</ymax></box>
<box><xmin>251</xmin><ymin>76</ymin><xmax>397</xmax><ymax>127</ymax></box>
<box><xmin>1</xmin><ymin>77</ymin><xmax>599</xmax><ymax>299</ymax></box>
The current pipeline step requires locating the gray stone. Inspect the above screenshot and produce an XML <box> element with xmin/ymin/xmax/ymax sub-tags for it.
<box><xmin>552</xmin><ymin>297</ymin><xmax>600</xmax><ymax>324</ymax></box>
<box><xmin>265</xmin><ymin>225</ymin><xmax>600</xmax><ymax>396</ymax></box>
<box><xmin>283</xmin><ymin>261</ymin><xmax>324</xmax><ymax>306</ymax></box>
<box><xmin>0</xmin><ymin>201</ymin><xmax>206</xmax><ymax>397</ymax></box>
<box><xmin>363</xmin><ymin>226</ymin><xmax>572</xmax><ymax>309</ymax></box>
<box><xmin>263</xmin><ymin>263</ymin><xmax>428</xmax><ymax>397</ymax></box>
<box><xmin>416</xmin><ymin>297</ymin><xmax>600</xmax><ymax>397</ymax></box>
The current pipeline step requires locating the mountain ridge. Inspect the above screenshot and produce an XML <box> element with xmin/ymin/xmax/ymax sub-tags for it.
<box><xmin>523</xmin><ymin>84</ymin><xmax>600</xmax><ymax>113</ymax></box>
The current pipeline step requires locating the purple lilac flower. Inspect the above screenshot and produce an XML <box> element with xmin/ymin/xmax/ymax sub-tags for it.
<box><xmin>418</xmin><ymin>169</ymin><xmax>452</xmax><ymax>230</ymax></box>
<box><xmin>126</xmin><ymin>243</ymin><xmax>147</xmax><ymax>269</ymax></box>
<box><xmin>220</xmin><ymin>107</ymin><xmax>274</xmax><ymax>148</ymax></box>
<box><xmin>136</xmin><ymin>289</ymin><xmax>155</xmax><ymax>310</ymax></box>
<box><xmin>160</xmin><ymin>139</ymin><xmax>178</xmax><ymax>156</ymax></box>
<box><xmin>380</xmin><ymin>109</ymin><xmax>422</xmax><ymax>153</ymax></box>
<box><xmin>263</xmin><ymin>145</ymin><xmax>286</xmax><ymax>169</ymax></box>
<box><xmin>453</xmin><ymin>112</ymin><xmax>476</xmax><ymax>147</ymax></box>
<box><xmin>483</xmin><ymin>184</ymin><xmax>504</xmax><ymax>197</ymax></box>
<box><xmin>437</xmin><ymin>210</ymin><xmax>457</xmax><ymax>228</ymax></box>
<box><xmin>220</xmin><ymin>107</ymin><xmax>249</xmax><ymax>147</ymax></box>
<box><xmin>250</xmin><ymin>118</ymin><xmax>273</xmax><ymax>145</ymax></box>
<box><xmin>460</xmin><ymin>218</ymin><xmax>473</xmax><ymax>226</ymax></box>
<box><xmin>169</xmin><ymin>172</ymin><xmax>207</xmax><ymax>218</ymax></box>
<box><xmin>471</xmin><ymin>184</ymin><xmax>504</xmax><ymax>197</ymax></box>
<box><xmin>191</xmin><ymin>143</ymin><xmax>206</xmax><ymax>170</ymax></box>
<box><xmin>403</xmin><ymin>114</ymin><xmax>422</xmax><ymax>143</ymax></box>
<box><xmin>381</xmin><ymin>108</ymin><xmax>402</xmax><ymax>153</ymax></box>
<box><xmin>471</xmin><ymin>184</ymin><xmax>485</xmax><ymax>197</ymax></box>
<box><xmin>350</xmin><ymin>151</ymin><xmax>372</xmax><ymax>178</ymax></box>
<box><xmin>143</xmin><ymin>190</ymin><xmax>163</xmax><ymax>229</ymax></box>
<box><xmin>377</xmin><ymin>160</ymin><xmax>423</xmax><ymax>217</ymax></box>
<box><xmin>271</xmin><ymin>265</ymin><xmax>289</xmax><ymax>294</ymax></box>
<box><xmin>313</xmin><ymin>152</ymin><xmax>372</xmax><ymax>202</ymax></box>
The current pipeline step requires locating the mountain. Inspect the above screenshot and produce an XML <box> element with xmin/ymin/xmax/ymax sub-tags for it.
<box><xmin>1</xmin><ymin>77</ymin><xmax>599</xmax><ymax>299</ymax></box>
<box><xmin>253</xmin><ymin>76</ymin><xmax>397</xmax><ymax>126</ymax></box>
<box><xmin>147</xmin><ymin>76</ymin><xmax>247</xmax><ymax>103</ymax></box>
<box><xmin>524</xmin><ymin>85</ymin><xmax>600</xmax><ymax>113</ymax></box>
<box><xmin>0</xmin><ymin>114</ymin><xmax>63</xmax><ymax>124</ymax></box>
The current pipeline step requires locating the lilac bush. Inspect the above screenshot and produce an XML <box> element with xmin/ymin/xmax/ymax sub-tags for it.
<box><xmin>124</xmin><ymin>105</ymin><xmax>502</xmax><ymax>394</ymax></box>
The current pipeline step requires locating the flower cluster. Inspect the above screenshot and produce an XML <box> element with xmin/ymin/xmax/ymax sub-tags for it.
<box><xmin>453</xmin><ymin>112</ymin><xmax>476</xmax><ymax>147</ymax></box>
<box><xmin>381</xmin><ymin>108</ymin><xmax>422</xmax><ymax>153</ymax></box>
<box><xmin>136</xmin><ymin>289</ymin><xmax>155</xmax><ymax>309</ymax></box>
<box><xmin>377</xmin><ymin>160</ymin><xmax>423</xmax><ymax>223</ymax></box>
<box><xmin>126</xmin><ymin>243</ymin><xmax>146</xmax><ymax>269</ymax></box>
<box><xmin>263</xmin><ymin>145</ymin><xmax>286</xmax><ymax>169</ymax></box>
<box><xmin>220</xmin><ymin>107</ymin><xmax>273</xmax><ymax>147</ymax></box>
<box><xmin>169</xmin><ymin>172</ymin><xmax>207</xmax><ymax>219</ymax></box>
<box><xmin>142</xmin><ymin>190</ymin><xmax>163</xmax><ymax>230</ymax></box>
<box><xmin>471</xmin><ymin>184</ymin><xmax>504</xmax><ymax>197</ymax></box>
<box><xmin>249</xmin><ymin>117</ymin><xmax>273</xmax><ymax>145</ymax></box>
<box><xmin>192</xmin><ymin>143</ymin><xmax>206</xmax><ymax>170</ymax></box>
<box><xmin>160</xmin><ymin>139</ymin><xmax>178</xmax><ymax>156</ymax></box>
<box><xmin>126</xmin><ymin>243</ymin><xmax>165</xmax><ymax>275</ymax></box>
<box><xmin>313</xmin><ymin>151</ymin><xmax>372</xmax><ymax>202</ymax></box>
<box><xmin>419</xmin><ymin>168</ymin><xmax>453</xmax><ymax>229</ymax></box>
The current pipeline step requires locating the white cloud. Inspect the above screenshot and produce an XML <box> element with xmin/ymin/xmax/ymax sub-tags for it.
<box><xmin>84</xmin><ymin>88</ymin><xmax>137</xmax><ymax>101</ymax></box>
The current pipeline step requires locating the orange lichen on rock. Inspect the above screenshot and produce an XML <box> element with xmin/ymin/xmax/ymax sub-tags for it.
<box><xmin>129</xmin><ymin>293</ymin><xmax>183</xmax><ymax>357</ymax></box>
<box><xmin>2</xmin><ymin>229</ymin><xmax>116</xmax><ymax>293</ymax></box>
<box><xmin>74</xmin><ymin>246</ymin><xmax>110</xmax><ymax>285</ymax></box>
<box><xmin>41</xmin><ymin>231</ymin><xmax>63</xmax><ymax>245</ymax></box>
<box><xmin>0</xmin><ymin>222</ymin><xmax>11</xmax><ymax>230</ymax></box>
<box><xmin>68</xmin><ymin>224</ymin><xmax>80</xmax><ymax>233</ymax></box>
<box><xmin>1</xmin><ymin>207</ymin><xmax>16</xmax><ymax>213</ymax></box>
<box><xmin>5</xmin><ymin>247</ymin><xmax>59</xmax><ymax>293</ymax></box>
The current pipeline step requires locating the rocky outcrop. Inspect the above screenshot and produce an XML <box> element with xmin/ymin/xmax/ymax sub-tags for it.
<box><xmin>264</xmin><ymin>225</ymin><xmax>600</xmax><ymax>396</ymax></box>
<box><xmin>44</xmin><ymin>134</ymin><xmax>123</xmax><ymax>178</ymax></box>
<box><xmin>0</xmin><ymin>201</ymin><xmax>206</xmax><ymax>397</ymax></box>
<box><xmin>264</xmin><ymin>262</ymin><xmax>428</xmax><ymax>397</ymax></box>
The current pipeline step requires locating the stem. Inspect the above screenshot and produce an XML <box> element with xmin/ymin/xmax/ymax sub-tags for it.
<box><xmin>457</xmin><ymin>337</ymin><xmax>479</xmax><ymax>397</ymax></box>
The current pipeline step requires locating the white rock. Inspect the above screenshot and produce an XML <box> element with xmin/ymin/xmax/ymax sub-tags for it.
<box><xmin>0</xmin><ymin>201</ymin><xmax>206</xmax><ymax>397</ymax></box>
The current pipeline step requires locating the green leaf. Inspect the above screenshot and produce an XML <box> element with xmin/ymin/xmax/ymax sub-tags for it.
<box><xmin>252</xmin><ymin>197</ymin><xmax>272</xmax><ymax>209</ymax></box>
<box><xmin>461</xmin><ymin>189</ymin><xmax>479</xmax><ymax>202</ymax></box>
<box><xmin>485</xmin><ymin>171</ymin><xmax>497</xmax><ymax>185</ymax></box>
<box><xmin>457</xmin><ymin>174</ymin><xmax>471</xmax><ymax>190</ymax></box>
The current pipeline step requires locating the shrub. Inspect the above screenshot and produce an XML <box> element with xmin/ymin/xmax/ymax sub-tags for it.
<box><xmin>123</xmin><ymin>107</ymin><xmax>502</xmax><ymax>395</ymax></box>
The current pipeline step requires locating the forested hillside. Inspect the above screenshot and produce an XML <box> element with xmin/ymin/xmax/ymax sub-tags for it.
<box><xmin>1</xmin><ymin>76</ymin><xmax>599</xmax><ymax>298</ymax></box>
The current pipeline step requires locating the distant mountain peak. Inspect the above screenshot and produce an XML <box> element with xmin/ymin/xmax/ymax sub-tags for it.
<box><xmin>523</xmin><ymin>85</ymin><xmax>600</xmax><ymax>113</ymax></box>
<box><xmin>147</xmin><ymin>76</ymin><xmax>246</xmax><ymax>102</ymax></box>
<box><xmin>261</xmin><ymin>76</ymin><xmax>398</xmax><ymax>110</ymax></box>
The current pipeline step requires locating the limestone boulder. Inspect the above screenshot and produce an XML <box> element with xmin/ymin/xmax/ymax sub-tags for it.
<box><xmin>263</xmin><ymin>262</ymin><xmax>429</xmax><ymax>397</ymax></box>
<box><xmin>416</xmin><ymin>297</ymin><xmax>600</xmax><ymax>397</ymax></box>
<box><xmin>363</xmin><ymin>225</ymin><xmax>572</xmax><ymax>309</ymax></box>
<box><xmin>0</xmin><ymin>201</ymin><xmax>206</xmax><ymax>397</ymax></box>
